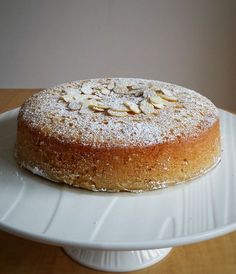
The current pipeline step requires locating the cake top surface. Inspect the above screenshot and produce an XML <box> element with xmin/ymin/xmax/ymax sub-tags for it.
<box><xmin>19</xmin><ymin>78</ymin><xmax>219</xmax><ymax>148</ymax></box>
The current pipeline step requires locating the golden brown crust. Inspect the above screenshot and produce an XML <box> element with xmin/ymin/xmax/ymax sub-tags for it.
<box><xmin>16</xmin><ymin>118</ymin><xmax>220</xmax><ymax>192</ymax></box>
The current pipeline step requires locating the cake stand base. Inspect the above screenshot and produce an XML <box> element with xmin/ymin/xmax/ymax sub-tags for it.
<box><xmin>63</xmin><ymin>247</ymin><xmax>172</xmax><ymax>272</ymax></box>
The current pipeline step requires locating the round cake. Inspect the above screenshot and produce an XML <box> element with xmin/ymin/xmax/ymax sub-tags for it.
<box><xmin>15</xmin><ymin>78</ymin><xmax>221</xmax><ymax>192</ymax></box>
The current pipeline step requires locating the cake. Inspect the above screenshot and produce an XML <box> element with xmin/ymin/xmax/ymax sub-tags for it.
<box><xmin>15</xmin><ymin>78</ymin><xmax>221</xmax><ymax>192</ymax></box>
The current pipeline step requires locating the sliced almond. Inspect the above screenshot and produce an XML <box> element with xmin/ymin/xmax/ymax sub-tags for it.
<box><xmin>160</xmin><ymin>88</ymin><xmax>173</xmax><ymax>97</ymax></box>
<box><xmin>68</xmin><ymin>101</ymin><xmax>82</xmax><ymax>110</ymax></box>
<box><xmin>152</xmin><ymin>103</ymin><xmax>165</xmax><ymax>109</ymax></box>
<box><xmin>160</xmin><ymin>94</ymin><xmax>178</xmax><ymax>102</ymax></box>
<box><xmin>93</xmin><ymin>90</ymin><xmax>103</xmax><ymax>97</ymax></box>
<box><xmin>64</xmin><ymin>87</ymin><xmax>81</xmax><ymax>97</ymax></box>
<box><xmin>107</xmin><ymin>109</ymin><xmax>128</xmax><ymax>117</ymax></box>
<box><xmin>124</xmin><ymin>101</ymin><xmax>141</xmax><ymax>114</ymax></box>
<box><xmin>96</xmin><ymin>103</ymin><xmax>110</xmax><ymax>109</ymax></box>
<box><xmin>107</xmin><ymin>82</ymin><xmax>115</xmax><ymax>90</ymax></box>
<box><xmin>100</xmin><ymin>87</ymin><xmax>110</xmax><ymax>95</ymax></box>
<box><xmin>79</xmin><ymin>102</ymin><xmax>89</xmax><ymax>113</ymax></box>
<box><xmin>128</xmin><ymin>85</ymin><xmax>140</xmax><ymax>91</ymax></box>
<box><xmin>79</xmin><ymin>99</ymin><xmax>92</xmax><ymax>113</ymax></box>
<box><xmin>69</xmin><ymin>94</ymin><xmax>101</xmax><ymax>101</ymax></box>
<box><xmin>174</xmin><ymin>104</ymin><xmax>184</xmax><ymax>108</ymax></box>
<box><xmin>65</xmin><ymin>94</ymin><xmax>85</xmax><ymax>101</ymax></box>
<box><xmin>154</xmin><ymin>88</ymin><xmax>178</xmax><ymax>102</ymax></box>
<box><xmin>134</xmin><ymin>90</ymin><xmax>144</xmax><ymax>97</ymax></box>
<box><xmin>114</xmin><ymin>86</ymin><xmax>129</xmax><ymax>94</ymax></box>
<box><xmin>81</xmin><ymin>85</ymin><xmax>94</xmax><ymax>95</ymax></box>
<box><xmin>78</xmin><ymin>99</ymin><xmax>99</xmax><ymax>113</ymax></box>
<box><xmin>110</xmin><ymin>104</ymin><xmax>129</xmax><ymax>112</ymax></box>
<box><xmin>139</xmin><ymin>100</ymin><xmax>155</xmax><ymax>114</ymax></box>
<box><xmin>87</xmin><ymin>99</ymin><xmax>99</xmax><ymax>107</ymax></box>
<box><xmin>85</xmin><ymin>94</ymin><xmax>102</xmax><ymax>100</ymax></box>
<box><xmin>86</xmin><ymin>82</ymin><xmax>98</xmax><ymax>89</ymax></box>
<box><xmin>92</xmin><ymin>106</ymin><xmax>105</xmax><ymax>112</ymax></box>
<box><xmin>143</xmin><ymin>89</ymin><xmax>157</xmax><ymax>98</ymax></box>
<box><xmin>61</xmin><ymin>94</ymin><xmax>74</xmax><ymax>102</ymax></box>
<box><xmin>149</xmin><ymin>95</ymin><xmax>165</xmax><ymax>105</ymax></box>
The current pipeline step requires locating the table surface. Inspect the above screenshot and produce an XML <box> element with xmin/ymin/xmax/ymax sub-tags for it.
<box><xmin>0</xmin><ymin>89</ymin><xmax>236</xmax><ymax>274</ymax></box>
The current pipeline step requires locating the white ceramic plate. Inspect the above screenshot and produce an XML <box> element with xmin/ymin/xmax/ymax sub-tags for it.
<box><xmin>0</xmin><ymin>109</ymin><xmax>236</xmax><ymax>251</ymax></box>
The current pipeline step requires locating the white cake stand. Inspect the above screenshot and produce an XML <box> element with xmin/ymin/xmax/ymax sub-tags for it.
<box><xmin>0</xmin><ymin>109</ymin><xmax>236</xmax><ymax>272</ymax></box>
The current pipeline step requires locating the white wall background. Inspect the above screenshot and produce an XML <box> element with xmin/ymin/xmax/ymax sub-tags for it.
<box><xmin>0</xmin><ymin>0</ymin><xmax>235</xmax><ymax>109</ymax></box>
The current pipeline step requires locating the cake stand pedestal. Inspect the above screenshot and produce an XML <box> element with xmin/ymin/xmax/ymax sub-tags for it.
<box><xmin>63</xmin><ymin>247</ymin><xmax>172</xmax><ymax>272</ymax></box>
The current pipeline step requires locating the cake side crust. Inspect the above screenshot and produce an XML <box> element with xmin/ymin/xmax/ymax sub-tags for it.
<box><xmin>15</xmin><ymin>117</ymin><xmax>221</xmax><ymax>192</ymax></box>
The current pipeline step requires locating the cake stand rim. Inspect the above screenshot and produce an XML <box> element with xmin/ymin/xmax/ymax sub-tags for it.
<box><xmin>1</xmin><ymin>220</ymin><xmax>236</xmax><ymax>251</ymax></box>
<box><xmin>0</xmin><ymin>108</ymin><xmax>236</xmax><ymax>251</ymax></box>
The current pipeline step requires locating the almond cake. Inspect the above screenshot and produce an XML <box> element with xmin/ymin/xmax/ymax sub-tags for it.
<box><xmin>15</xmin><ymin>78</ymin><xmax>221</xmax><ymax>192</ymax></box>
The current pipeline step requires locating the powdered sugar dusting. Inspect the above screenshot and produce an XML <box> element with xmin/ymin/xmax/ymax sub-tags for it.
<box><xmin>19</xmin><ymin>78</ymin><xmax>219</xmax><ymax>148</ymax></box>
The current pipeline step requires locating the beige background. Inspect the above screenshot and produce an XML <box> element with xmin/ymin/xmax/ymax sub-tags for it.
<box><xmin>0</xmin><ymin>0</ymin><xmax>235</xmax><ymax>109</ymax></box>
